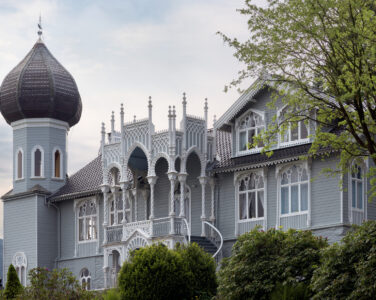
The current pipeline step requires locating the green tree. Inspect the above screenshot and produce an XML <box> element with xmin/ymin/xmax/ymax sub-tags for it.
<box><xmin>311</xmin><ymin>221</ymin><xmax>376</xmax><ymax>299</ymax></box>
<box><xmin>118</xmin><ymin>244</ymin><xmax>190</xmax><ymax>300</ymax></box>
<box><xmin>176</xmin><ymin>242</ymin><xmax>217</xmax><ymax>299</ymax></box>
<box><xmin>217</xmin><ymin>228</ymin><xmax>327</xmax><ymax>300</ymax></box>
<box><xmin>219</xmin><ymin>0</ymin><xmax>376</xmax><ymax>195</ymax></box>
<box><xmin>4</xmin><ymin>264</ymin><xmax>22</xmax><ymax>299</ymax></box>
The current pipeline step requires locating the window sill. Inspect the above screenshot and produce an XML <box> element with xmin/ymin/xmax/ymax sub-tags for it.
<box><xmin>15</xmin><ymin>178</ymin><xmax>25</xmax><ymax>182</ymax></box>
<box><xmin>52</xmin><ymin>177</ymin><xmax>64</xmax><ymax>181</ymax></box>
<box><xmin>351</xmin><ymin>208</ymin><xmax>364</xmax><ymax>212</ymax></box>
<box><xmin>78</xmin><ymin>239</ymin><xmax>98</xmax><ymax>244</ymax></box>
<box><xmin>280</xmin><ymin>211</ymin><xmax>308</xmax><ymax>217</ymax></box>
<box><xmin>279</xmin><ymin>139</ymin><xmax>310</xmax><ymax>148</ymax></box>
<box><xmin>238</xmin><ymin>217</ymin><xmax>264</xmax><ymax>223</ymax></box>
<box><xmin>31</xmin><ymin>176</ymin><xmax>45</xmax><ymax>180</ymax></box>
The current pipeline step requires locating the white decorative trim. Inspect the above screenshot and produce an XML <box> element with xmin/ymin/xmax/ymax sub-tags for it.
<box><xmin>31</xmin><ymin>145</ymin><xmax>44</xmax><ymax>178</ymax></box>
<box><xmin>12</xmin><ymin>252</ymin><xmax>27</xmax><ymax>286</ymax></box>
<box><xmin>15</xmin><ymin>147</ymin><xmax>24</xmax><ymax>180</ymax></box>
<box><xmin>52</xmin><ymin>146</ymin><xmax>64</xmax><ymax>179</ymax></box>
<box><xmin>11</xmin><ymin>118</ymin><xmax>69</xmax><ymax>131</ymax></box>
<box><xmin>348</xmin><ymin>159</ymin><xmax>367</xmax><ymax>224</ymax></box>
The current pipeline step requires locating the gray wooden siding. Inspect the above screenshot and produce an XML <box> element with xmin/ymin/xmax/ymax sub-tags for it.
<box><xmin>266</xmin><ymin>165</ymin><xmax>277</xmax><ymax>229</ymax></box>
<box><xmin>59</xmin><ymin>199</ymin><xmax>75</xmax><ymax>259</ymax></box>
<box><xmin>154</xmin><ymin>158</ymin><xmax>169</xmax><ymax>218</ymax></box>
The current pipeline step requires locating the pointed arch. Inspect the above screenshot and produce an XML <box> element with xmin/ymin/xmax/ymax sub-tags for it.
<box><xmin>124</xmin><ymin>142</ymin><xmax>150</xmax><ymax>172</ymax></box>
<box><xmin>104</xmin><ymin>162</ymin><xmax>122</xmax><ymax>186</ymax></box>
<box><xmin>31</xmin><ymin>145</ymin><xmax>44</xmax><ymax>178</ymax></box>
<box><xmin>182</xmin><ymin>146</ymin><xmax>205</xmax><ymax>175</ymax></box>
<box><xmin>151</xmin><ymin>152</ymin><xmax>171</xmax><ymax>176</ymax></box>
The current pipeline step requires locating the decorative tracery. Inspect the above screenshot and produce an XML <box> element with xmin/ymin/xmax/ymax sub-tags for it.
<box><xmin>237</xmin><ymin>110</ymin><xmax>264</xmax><ymax>153</ymax></box>
<box><xmin>80</xmin><ymin>268</ymin><xmax>91</xmax><ymax>290</ymax></box>
<box><xmin>78</xmin><ymin>199</ymin><xmax>98</xmax><ymax>242</ymax></box>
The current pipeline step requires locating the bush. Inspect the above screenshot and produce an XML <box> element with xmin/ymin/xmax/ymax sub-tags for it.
<box><xmin>118</xmin><ymin>244</ymin><xmax>190</xmax><ymax>300</ymax></box>
<box><xmin>4</xmin><ymin>264</ymin><xmax>22</xmax><ymax>299</ymax></box>
<box><xmin>176</xmin><ymin>242</ymin><xmax>217</xmax><ymax>299</ymax></box>
<box><xmin>270</xmin><ymin>282</ymin><xmax>310</xmax><ymax>300</ymax></box>
<box><xmin>217</xmin><ymin>227</ymin><xmax>327</xmax><ymax>300</ymax></box>
<box><xmin>311</xmin><ymin>221</ymin><xmax>376</xmax><ymax>299</ymax></box>
<box><xmin>101</xmin><ymin>289</ymin><xmax>120</xmax><ymax>300</ymax></box>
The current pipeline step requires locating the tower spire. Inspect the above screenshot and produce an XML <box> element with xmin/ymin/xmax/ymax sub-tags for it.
<box><xmin>37</xmin><ymin>14</ymin><xmax>43</xmax><ymax>39</ymax></box>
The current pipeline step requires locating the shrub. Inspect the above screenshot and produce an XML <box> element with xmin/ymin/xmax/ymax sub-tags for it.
<box><xmin>217</xmin><ymin>227</ymin><xmax>327</xmax><ymax>300</ymax></box>
<box><xmin>270</xmin><ymin>282</ymin><xmax>310</xmax><ymax>300</ymax></box>
<box><xmin>118</xmin><ymin>244</ymin><xmax>190</xmax><ymax>300</ymax></box>
<box><xmin>101</xmin><ymin>289</ymin><xmax>120</xmax><ymax>300</ymax></box>
<box><xmin>4</xmin><ymin>264</ymin><xmax>22</xmax><ymax>299</ymax></box>
<box><xmin>311</xmin><ymin>221</ymin><xmax>376</xmax><ymax>299</ymax></box>
<box><xmin>176</xmin><ymin>242</ymin><xmax>217</xmax><ymax>299</ymax></box>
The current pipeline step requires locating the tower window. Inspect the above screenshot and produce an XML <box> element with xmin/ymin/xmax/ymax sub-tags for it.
<box><xmin>54</xmin><ymin>150</ymin><xmax>61</xmax><ymax>178</ymax></box>
<box><xmin>32</xmin><ymin>146</ymin><xmax>44</xmax><ymax>177</ymax></box>
<box><xmin>80</xmin><ymin>268</ymin><xmax>91</xmax><ymax>290</ymax></box>
<box><xmin>16</xmin><ymin>149</ymin><xmax>23</xmax><ymax>179</ymax></box>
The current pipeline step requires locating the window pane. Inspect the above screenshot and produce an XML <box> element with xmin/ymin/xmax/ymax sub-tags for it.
<box><xmin>249</xmin><ymin>174</ymin><xmax>256</xmax><ymax>190</ymax></box>
<box><xmin>86</xmin><ymin>218</ymin><xmax>91</xmax><ymax>240</ymax></box>
<box><xmin>257</xmin><ymin>191</ymin><xmax>264</xmax><ymax>218</ymax></box>
<box><xmin>281</xmin><ymin>173</ymin><xmax>288</xmax><ymax>185</ymax></box>
<box><xmin>257</xmin><ymin>127</ymin><xmax>264</xmax><ymax>147</ymax></box>
<box><xmin>79</xmin><ymin>218</ymin><xmax>84</xmax><ymax>241</ymax></box>
<box><xmin>92</xmin><ymin>217</ymin><xmax>97</xmax><ymax>239</ymax></box>
<box><xmin>118</xmin><ymin>212</ymin><xmax>123</xmax><ymax>224</ymax></box>
<box><xmin>239</xmin><ymin>131</ymin><xmax>247</xmax><ymax>151</ymax></box>
<box><xmin>291</xmin><ymin>185</ymin><xmax>299</xmax><ymax>213</ymax></box>
<box><xmin>110</xmin><ymin>213</ymin><xmax>114</xmax><ymax>226</ymax></box>
<box><xmin>301</xmin><ymin>183</ymin><xmax>308</xmax><ymax>211</ymax></box>
<box><xmin>35</xmin><ymin>149</ymin><xmax>41</xmax><ymax>177</ymax></box>
<box><xmin>249</xmin><ymin>192</ymin><xmax>256</xmax><ymax>218</ymax></box>
<box><xmin>301</xmin><ymin>169</ymin><xmax>308</xmax><ymax>181</ymax></box>
<box><xmin>357</xmin><ymin>181</ymin><xmax>363</xmax><ymax>209</ymax></box>
<box><xmin>281</xmin><ymin>187</ymin><xmax>289</xmax><ymax>214</ymax></box>
<box><xmin>291</xmin><ymin>125</ymin><xmax>299</xmax><ymax>141</ymax></box>
<box><xmin>357</xmin><ymin>166</ymin><xmax>362</xmax><ymax>179</ymax></box>
<box><xmin>17</xmin><ymin>151</ymin><xmax>22</xmax><ymax>178</ymax></box>
<box><xmin>110</xmin><ymin>200</ymin><xmax>114</xmax><ymax>212</ymax></box>
<box><xmin>291</xmin><ymin>166</ymin><xmax>299</xmax><ymax>183</ymax></box>
<box><xmin>87</xmin><ymin>278</ymin><xmax>91</xmax><ymax>290</ymax></box>
<box><xmin>54</xmin><ymin>151</ymin><xmax>61</xmax><ymax>178</ymax></box>
<box><xmin>300</xmin><ymin>121</ymin><xmax>308</xmax><ymax>139</ymax></box>
<box><xmin>352</xmin><ymin>180</ymin><xmax>356</xmax><ymax>208</ymax></box>
<box><xmin>239</xmin><ymin>180</ymin><xmax>246</xmax><ymax>191</ymax></box>
<box><xmin>247</xmin><ymin>129</ymin><xmax>255</xmax><ymax>149</ymax></box>
<box><xmin>257</xmin><ymin>175</ymin><xmax>264</xmax><ymax>189</ymax></box>
<box><xmin>239</xmin><ymin>193</ymin><xmax>247</xmax><ymax>220</ymax></box>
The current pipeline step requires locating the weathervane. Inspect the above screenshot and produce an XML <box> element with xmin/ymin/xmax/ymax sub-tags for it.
<box><xmin>37</xmin><ymin>14</ymin><xmax>43</xmax><ymax>38</ymax></box>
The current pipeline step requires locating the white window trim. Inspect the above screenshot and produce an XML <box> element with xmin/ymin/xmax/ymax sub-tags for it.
<box><xmin>348</xmin><ymin>159</ymin><xmax>367</xmax><ymax>224</ymax></box>
<box><xmin>109</xmin><ymin>192</ymin><xmax>124</xmax><ymax>226</ymax></box>
<box><xmin>12</xmin><ymin>252</ymin><xmax>27</xmax><ymax>286</ymax></box>
<box><xmin>75</xmin><ymin>198</ymin><xmax>99</xmax><ymax>247</ymax></box>
<box><xmin>276</xmin><ymin>161</ymin><xmax>311</xmax><ymax>228</ymax></box>
<box><xmin>80</xmin><ymin>268</ymin><xmax>91</xmax><ymax>290</ymax></box>
<box><xmin>15</xmin><ymin>147</ymin><xmax>24</xmax><ymax>181</ymax></box>
<box><xmin>277</xmin><ymin>105</ymin><xmax>310</xmax><ymax>148</ymax></box>
<box><xmin>31</xmin><ymin>145</ymin><xmax>45</xmax><ymax>178</ymax></box>
<box><xmin>235</xmin><ymin>108</ymin><xmax>265</xmax><ymax>156</ymax></box>
<box><xmin>52</xmin><ymin>146</ymin><xmax>63</xmax><ymax>179</ymax></box>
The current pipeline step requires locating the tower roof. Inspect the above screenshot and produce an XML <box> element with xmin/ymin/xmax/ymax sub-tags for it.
<box><xmin>0</xmin><ymin>38</ymin><xmax>82</xmax><ymax>127</ymax></box>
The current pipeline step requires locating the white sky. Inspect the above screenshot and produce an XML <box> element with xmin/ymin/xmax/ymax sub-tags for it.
<box><xmin>0</xmin><ymin>0</ymin><xmax>265</xmax><ymax>237</ymax></box>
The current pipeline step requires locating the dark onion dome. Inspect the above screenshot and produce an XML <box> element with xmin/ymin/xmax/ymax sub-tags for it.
<box><xmin>0</xmin><ymin>38</ymin><xmax>82</xmax><ymax>127</ymax></box>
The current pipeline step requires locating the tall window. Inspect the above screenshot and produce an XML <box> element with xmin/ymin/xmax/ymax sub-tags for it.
<box><xmin>351</xmin><ymin>164</ymin><xmax>364</xmax><ymax>210</ymax></box>
<box><xmin>16</xmin><ymin>149</ymin><xmax>23</xmax><ymax>179</ymax></box>
<box><xmin>80</xmin><ymin>268</ymin><xmax>91</xmax><ymax>290</ymax></box>
<box><xmin>78</xmin><ymin>199</ymin><xmax>97</xmax><ymax>242</ymax></box>
<box><xmin>12</xmin><ymin>252</ymin><xmax>27</xmax><ymax>286</ymax></box>
<box><xmin>279</xmin><ymin>106</ymin><xmax>308</xmax><ymax>144</ymax></box>
<box><xmin>280</xmin><ymin>165</ymin><xmax>308</xmax><ymax>214</ymax></box>
<box><xmin>32</xmin><ymin>146</ymin><xmax>44</xmax><ymax>177</ymax></box>
<box><xmin>110</xmin><ymin>195</ymin><xmax>123</xmax><ymax>225</ymax></box>
<box><xmin>54</xmin><ymin>150</ymin><xmax>61</xmax><ymax>178</ymax></box>
<box><xmin>238</xmin><ymin>173</ymin><xmax>264</xmax><ymax>220</ymax></box>
<box><xmin>237</xmin><ymin>110</ymin><xmax>264</xmax><ymax>153</ymax></box>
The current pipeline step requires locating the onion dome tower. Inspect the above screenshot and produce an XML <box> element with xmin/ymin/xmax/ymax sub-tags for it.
<box><xmin>0</xmin><ymin>23</ymin><xmax>82</xmax><ymax>194</ymax></box>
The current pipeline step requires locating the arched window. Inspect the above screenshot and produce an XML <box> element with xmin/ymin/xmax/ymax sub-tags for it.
<box><xmin>16</xmin><ymin>149</ymin><xmax>23</xmax><ymax>179</ymax></box>
<box><xmin>12</xmin><ymin>252</ymin><xmax>27</xmax><ymax>286</ymax></box>
<box><xmin>351</xmin><ymin>163</ymin><xmax>364</xmax><ymax>210</ymax></box>
<box><xmin>31</xmin><ymin>146</ymin><xmax>44</xmax><ymax>177</ymax></box>
<box><xmin>237</xmin><ymin>110</ymin><xmax>264</xmax><ymax>153</ymax></box>
<box><xmin>53</xmin><ymin>149</ymin><xmax>62</xmax><ymax>178</ymax></box>
<box><xmin>78</xmin><ymin>199</ymin><xmax>98</xmax><ymax>242</ymax></box>
<box><xmin>279</xmin><ymin>106</ymin><xmax>309</xmax><ymax>145</ymax></box>
<box><xmin>80</xmin><ymin>268</ymin><xmax>91</xmax><ymax>290</ymax></box>
<box><xmin>280</xmin><ymin>165</ymin><xmax>308</xmax><ymax>215</ymax></box>
<box><xmin>110</xmin><ymin>194</ymin><xmax>123</xmax><ymax>225</ymax></box>
<box><xmin>238</xmin><ymin>173</ymin><xmax>264</xmax><ymax>220</ymax></box>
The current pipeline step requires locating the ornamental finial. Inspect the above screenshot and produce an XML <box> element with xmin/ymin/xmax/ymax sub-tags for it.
<box><xmin>37</xmin><ymin>14</ymin><xmax>43</xmax><ymax>38</ymax></box>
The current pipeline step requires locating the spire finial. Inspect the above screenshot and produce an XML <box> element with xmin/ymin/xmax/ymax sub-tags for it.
<box><xmin>37</xmin><ymin>14</ymin><xmax>43</xmax><ymax>38</ymax></box>
<box><xmin>148</xmin><ymin>96</ymin><xmax>152</xmax><ymax>107</ymax></box>
<box><xmin>182</xmin><ymin>92</ymin><xmax>187</xmax><ymax>105</ymax></box>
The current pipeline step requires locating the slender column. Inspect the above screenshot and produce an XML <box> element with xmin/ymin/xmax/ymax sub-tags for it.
<box><xmin>209</xmin><ymin>178</ymin><xmax>215</xmax><ymax>222</ymax></box>
<box><xmin>101</xmin><ymin>185</ymin><xmax>110</xmax><ymax>244</ymax></box>
<box><xmin>147</xmin><ymin>176</ymin><xmax>157</xmax><ymax>219</ymax></box>
<box><xmin>120</xmin><ymin>182</ymin><xmax>130</xmax><ymax>224</ymax></box>
<box><xmin>148</xmin><ymin>97</ymin><xmax>153</xmax><ymax>152</ymax></box>
<box><xmin>168</xmin><ymin>172</ymin><xmax>177</xmax><ymax>234</ymax></box>
<box><xmin>110</xmin><ymin>111</ymin><xmax>115</xmax><ymax>143</ymax></box>
<box><xmin>132</xmin><ymin>188</ymin><xmax>137</xmax><ymax>222</ymax></box>
<box><xmin>203</xmin><ymin>99</ymin><xmax>208</xmax><ymax>157</ymax></box>
<box><xmin>182</xmin><ymin>93</ymin><xmax>187</xmax><ymax>152</ymax></box>
<box><xmin>199</xmin><ymin>176</ymin><xmax>207</xmax><ymax>237</ymax></box>
<box><xmin>213</xmin><ymin>115</ymin><xmax>217</xmax><ymax>161</ymax></box>
<box><xmin>178</xmin><ymin>173</ymin><xmax>187</xmax><ymax>217</ymax></box>
<box><xmin>111</xmin><ymin>186</ymin><xmax>119</xmax><ymax>224</ymax></box>
<box><xmin>103</xmin><ymin>266</ymin><xmax>109</xmax><ymax>289</ymax></box>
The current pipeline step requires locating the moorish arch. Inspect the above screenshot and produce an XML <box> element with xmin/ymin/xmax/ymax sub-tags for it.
<box><xmin>182</xmin><ymin>146</ymin><xmax>205</xmax><ymax>175</ymax></box>
<box><xmin>123</xmin><ymin>142</ymin><xmax>150</xmax><ymax>172</ymax></box>
<box><xmin>125</xmin><ymin>232</ymin><xmax>149</xmax><ymax>259</ymax></box>
<box><xmin>151</xmin><ymin>152</ymin><xmax>171</xmax><ymax>176</ymax></box>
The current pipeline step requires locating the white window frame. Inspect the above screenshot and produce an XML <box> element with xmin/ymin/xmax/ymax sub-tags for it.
<box><xmin>279</xmin><ymin>164</ymin><xmax>309</xmax><ymax>216</ymax></box>
<box><xmin>15</xmin><ymin>147</ymin><xmax>24</xmax><ymax>180</ymax></box>
<box><xmin>12</xmin><ymin>252</ymin><xmax>27</xmax><ymax>286</ymax></box>
<box><xmin>80</xmin><ymin>268</ymin><xmax>91</xmax><ymax>290</ymax></box>
<box><xmin>236</xmin><ymin>170</ymin><xmax>265</xmax><ymax>222</ymax></box>
<box><xmin>109</xmin><ymin>193</ymin><xmax>124</xmax><ymax>226</ymax></box>
<box><xmin>31</xmin><ymin>145</ymin><xmax>44</xmax><ymax>178</ymax></box>
<box><xmin>52</xmin><ymin>146</ymin><xmax>63</xmax><ymax>179</ymax></box>
<box><xmin>277</xmin><ymin>105</ymin><xmax>310</xmax><ymax>147</ymax></box>
<box><xmin>76</xmin><ymin>198</ymin><xmax>98</xmax><ymax>244</ymax></box>
<box><xmin>348</xmin><ymin>160</ymin><xmax>367</xmax><ymax>224</ymax></box>
<box><xmin>235</xmin><ymin>108</ymin><xmax>265</xmax><ymax>155</ymax></box>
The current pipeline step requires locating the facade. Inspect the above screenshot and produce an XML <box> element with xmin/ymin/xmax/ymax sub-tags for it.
<box><xmin>1</xmin><ymin>34</ymin><xmax>376</xmax><ymax>290</ymax></box>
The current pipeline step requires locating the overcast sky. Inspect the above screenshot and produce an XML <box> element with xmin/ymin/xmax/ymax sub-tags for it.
<box><xmin>0</xmin><ymin>0</ymin><xmax>263</xmax><ymax>237</ymax></box>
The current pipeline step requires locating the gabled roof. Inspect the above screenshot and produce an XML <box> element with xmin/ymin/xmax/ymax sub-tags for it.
<box><xmin>215</xmin><ymin>77</ymin><xmax>268</xmax><ymax>131</ymax></box>
<box><xmin>49</xmin><ymin>155</ymin><xmax>103</xmax><ymax>202</ymax></box>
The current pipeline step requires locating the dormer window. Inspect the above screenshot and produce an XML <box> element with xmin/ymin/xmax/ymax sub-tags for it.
<box><xmin>278</xmin><ymin>106</ymin><xmax>309</xmax><ymax>146</ymax></box>
<box><xmin>237</xmin><ymin>109</ymin><xmax>264</xmax><ymax>154</ymax></box>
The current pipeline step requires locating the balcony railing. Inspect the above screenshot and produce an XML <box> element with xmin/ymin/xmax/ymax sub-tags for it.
<box><xmin>106</xmin><ymin>225</ymin><xmax>123</xmax><ymax>244</ymax></box>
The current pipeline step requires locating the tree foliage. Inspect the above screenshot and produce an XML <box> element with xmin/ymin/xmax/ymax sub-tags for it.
<box><xmin>311</xmin><ymin>221</ymin><xmax>376</xmax><ymax>299</ymax></box>
<box><xmin>219</xmin><ymin>0</ymin><xmax>376</xmax><ymax>196</ymax></box>
<box><xmin>4</xmin><ymin>264</ymin><xmax>22</xmax><ymax>299</ymax></box>
<box><xmin>217</xmin><ymin>228</ymin><xmax>327</xmax><ymax>300</ymax></box>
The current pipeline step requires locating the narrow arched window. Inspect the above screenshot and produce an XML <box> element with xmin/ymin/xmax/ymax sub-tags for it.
<box><xmin>17</xmin><ymin>150</ymin><xmax>23</xmax><ymax>179</ymax></box>
<box><xmin>80</xmin><ymin>268</ymin><xmax>91</xmax><ymax>290</ymax></box>
<box><xmin>34</xmin><ymin>149</ymin><xmax>42</xmax><ymax>177</ymax></box>
<box><xmin>54</xmin><ymin>150</ymin><xmax>61</xmax><ymax>178</ymax></box>
<box><xmin>237</xmin><ymin>110</ymin><xmax>264</xmax><ymax>153</ymax></box>
<box><xmin>351</xmin><ymin>164</ymin><xmax>364</xmax><ymax>210</ymax></box>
